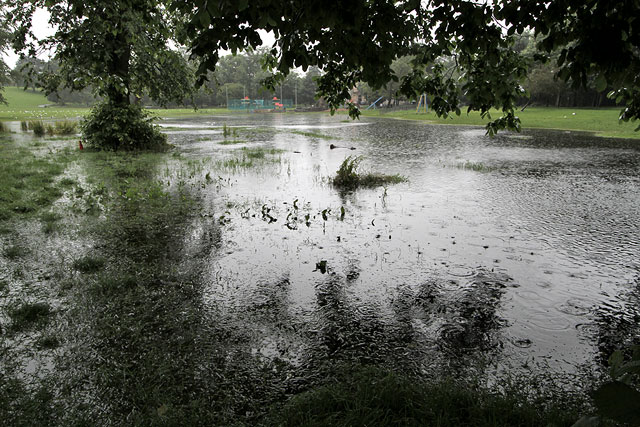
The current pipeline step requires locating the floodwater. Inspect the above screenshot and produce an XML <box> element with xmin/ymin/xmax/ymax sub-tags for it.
<box><xmin>161</xmin><ymin>113</ymin><xmax>640</xmax><ymax>375</ymax></box>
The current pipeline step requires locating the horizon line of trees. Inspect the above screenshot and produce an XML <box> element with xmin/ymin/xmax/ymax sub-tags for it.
<box><xmin>5</xmin><ymin>41</ymin><xmax>618</xmax><ymax>111</ymax></box>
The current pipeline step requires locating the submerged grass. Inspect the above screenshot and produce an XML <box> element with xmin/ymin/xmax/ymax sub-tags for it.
<box><xmin>332</xmin><ymin>156</ymin><xmax>406</xmax><ymax>190</ymax></box>
<box><xmin>455</xmin><ymin>161</ymin><xmax>494</xmax><ymax>172</ymax></box>
<box><xmin>291</xmin><ymin>130</ymin><xmax>335</xmax><ymax>140</ymax></box>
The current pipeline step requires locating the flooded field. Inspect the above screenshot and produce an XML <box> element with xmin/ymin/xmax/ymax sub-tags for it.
<box><xmin>1</xmin><ymin>113</ymin><xmax>639</xmax><ymax>423</ymax></box>
<box><xmin>164</xmin><ymin>114</ymin><xmax>640</xmax><ymax>373</ymax></box>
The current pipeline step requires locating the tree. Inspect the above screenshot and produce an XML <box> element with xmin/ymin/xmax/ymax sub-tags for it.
<box><xmin>174</xmin><ymin>0</ymin><xmax>640</xmax><ymax>135</ymax></box>
<box><xmin>0</xmin><ymin>23</ymin><xmax>10</xmax><ymax>105</ymax></box>
<box><xmin>3</xmin><ymin>0</ymin><xmax>195</xmax><ymax>149</ymax></box>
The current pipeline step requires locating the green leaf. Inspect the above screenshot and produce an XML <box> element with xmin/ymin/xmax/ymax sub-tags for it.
<box><xmin>593</xmin><ymin>381</ymin><xmax>640</xmax><ymax>425</ymax></box>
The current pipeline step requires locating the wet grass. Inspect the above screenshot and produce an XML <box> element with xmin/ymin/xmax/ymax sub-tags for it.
<box><xmin>3</xmin><ymin>244</ymin><xmax>30</xmax><ymax>259</ymax></box>
<box><xmin>218</xmin><ymin>139</ymin><xmax>247</xmax><ymax>145</ymax></box>
<box><xmin>455</xmin><ymin>161</ymin><xmax>494</xmax><ymax>172</ymax></box>
<box><xmin>8</xmin><ymin>302</ymin><xmax>52</xmax><ymax>331</ymax></box>
<box><xmin>269</xmin><ymin>366</ymin><xmax>584</xmax><ymax>427</ymax></box>
<box><xmin>72</xmin><ymin>255</ymin><xmax>106</xmax><ymax>273</ymax></box>
<box><xmin>216</xmin><ymin>146</ymin><xmax>284</xmax><ymax>170</ymax></box>
<box><xmin>332</xmin><ymin>156</ymin><xmax>407</xmax><ymax>190</ymax></box>
<box><xmin>361</xmin><ymin>107</ymin><xmax>640</xmax><ymax>139</ymax></box>
<box><xmin>0</xmin><ymin>136</ymin><xmax>76</xmax><ymax>221</ymax></box>
<box><xmin>291</xmin><ymin>130</ymin><xmax>335</xmax><ymax>139</ymax></box>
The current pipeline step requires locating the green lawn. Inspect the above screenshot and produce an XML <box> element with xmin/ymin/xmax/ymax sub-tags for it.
<box><xmin>361</xmin><ymin>107</ymin><xmax>640</xmax><ymax>139</ymax></box>
<box><xmin>0</xmin><ymin>87</ymin><xmax>89</xmax><ymax>120</ymax></box>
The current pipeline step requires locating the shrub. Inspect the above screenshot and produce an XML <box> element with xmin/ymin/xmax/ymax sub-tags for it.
<box><xmin>81</xmin><ymin>101</ymin><xmax>167</xmax><ymax>150</ymax></box>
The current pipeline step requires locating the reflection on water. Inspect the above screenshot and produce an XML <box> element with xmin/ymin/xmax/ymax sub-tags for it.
<box><xmin>163</xmin><ymin>113</ymin><xmax>640</xmax><ymax>373</ymax></box>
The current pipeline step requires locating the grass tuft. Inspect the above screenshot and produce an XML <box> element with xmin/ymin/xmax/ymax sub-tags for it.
<box><xmin>291</xmin><ymin>130</ymin><xmax>335</xmax><ymax>140</ymax></box>
<box><xmin>28</xmin><ymin>120</ymin><xmax>45</xmax><ymax>137</ymax></box>
<box><xmin>332</xmin><ymin>156</ymin><xmax>406</xmax><ymax>190</ymax></box>
<box><xmin>3</xmin><ymin>244</ymin><xmax>30</xmax><ymax>259</ymax></box>
<box><xmin>72</xmin><ymin>255</ymin><xmax>106</xmax><ymax>274</ymax></box>
<box><xmin>8</xmin><ymin>302</ymin><xmax>52</xmax><ymax>331</ymax></box>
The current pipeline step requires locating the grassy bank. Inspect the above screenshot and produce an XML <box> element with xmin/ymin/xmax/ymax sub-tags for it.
<box><xmin>361</xmin><ymin>107</ymin><xmax>640</xmax><ymax>139</ymax></box>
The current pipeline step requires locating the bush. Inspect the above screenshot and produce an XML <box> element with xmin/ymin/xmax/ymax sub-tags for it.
<box><xmin>81</xmin><ymin>101</ymin><xmax>167</xmax><ymax>150</ymax></box>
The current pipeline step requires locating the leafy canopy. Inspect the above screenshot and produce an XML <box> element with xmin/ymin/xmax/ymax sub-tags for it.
<box><xmin>175</xmin><ymin>0</ymin><xmax>640</xmax><ymax>134</ymax></box>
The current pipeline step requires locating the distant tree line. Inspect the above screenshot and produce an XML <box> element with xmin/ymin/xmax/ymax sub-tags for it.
<box><xmin>6</xmin><ymin>49</ymin><xmax>324</xmax><ymax>108</ymax></box>
<box><xmin>3</xmin><ymin>35</ymin><xmax>619</xmax><ymax>111</ymax></box>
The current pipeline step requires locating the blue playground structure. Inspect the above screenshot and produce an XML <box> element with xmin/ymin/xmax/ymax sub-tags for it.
<box><xmin>365</xmin><ymin>96</ymin><xmax>384</xmax><ymax>110</ymax></box>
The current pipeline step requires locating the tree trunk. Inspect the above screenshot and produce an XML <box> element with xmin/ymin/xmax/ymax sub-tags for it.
<box><xmin>106</xmin><ymin>31</ymin><xmax>131</xmax><ymax>108</ymax></box>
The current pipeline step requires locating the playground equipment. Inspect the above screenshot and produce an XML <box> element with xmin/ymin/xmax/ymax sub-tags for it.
<box><xmin>365</xmin><ymin>96</ymin><xmax>384</xmax><ymax>110</ymax></box>
<box><xmin>416</xmin><ymin>93</ymin><xmax>428</xmax><ymax>113</ymax></box>
<box><xmin>228</xmin><ymin>97</ymin><xmax>293</xmax><ymax>111</ymax></box>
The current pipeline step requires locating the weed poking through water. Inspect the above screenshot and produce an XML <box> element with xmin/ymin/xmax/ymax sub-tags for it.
<box><xmin>332</xmin><ymin>156</ymin><xmax>406</xmax><ymax>190</ymax></box>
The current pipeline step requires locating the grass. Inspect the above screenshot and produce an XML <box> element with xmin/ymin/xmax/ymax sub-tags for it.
<box><xmin>29</xmin><ymin>120</ymin><xmax>45</xmax><ymax>136</ymax></box>
<box><xmin>8</xmin><ymin>302</ymin><xmax>52</xmax><ymax>331</ymax></box>
<box><xmin>0</xmin><ymin>137</ymin><xmax>75</xmax><ymax>221</ymax></box>
<box><xmin>291</xmin><ymin>130</ymin><xmax>335</xmax><ymax>139</ymax></box>
<box><xmin>0</xmin><ymin>87</ymin><xmax>88</xmax><ymax>121</ymax></box>
<box><xmin>455</xmin><ymin>161</ymin><xmax>494</xmax><ymax>172</ymax></box>
<box><xmin>72</xmin><ymin>255</ymin><xmax>106</xmax><ymax>274</ymax></box>
<box><xmin>3</xmin><ymin>244</ymin><xmax>30</xmax><ymax>259</ymax></box>
<box><xmin>268</xmin><ymin>366</ymin><xmax>584</xmax><ymax>426</ymax></box>
<box><xmin>332</xmin><ymin>156</ymin><xmax>406</xmax><ymax>190</ymax></box>
<box><xmin>360</xmin><ymin>107</ymin><xmax>640</xmax><ymax>139</ymax></box>
<box><xmin>218</xmin><ymin>139</ymin><xmax>247</xmax><ymax>145</ymax></box>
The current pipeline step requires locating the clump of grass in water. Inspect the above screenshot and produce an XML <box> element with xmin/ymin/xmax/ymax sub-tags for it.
<box><xmin>291</xmin><ymin>130</ymin><xmax>335</xmax><ymax>140</ymax></box>
<box><xmin>456</xmin><ymin>161</ymin><xmax>493</xmax><ymax>172</ymax></box>
<box><xmin>28</xmin><ymin>120</ymin><xmax>45</xmax><ymax>137</ymax></box>
<box><xmin>20</xmin><ymin>121</ymin><xmax>28</xmax><ymax>131</ymax></box>
<box><xmin>218</xmin><ymin>139</ymin><xmax>246</xmax><ymax>145</ymax></box>
<box><xmin>332</xmin><ymin>156</ymin><xmax>406</xmax><ymax>189</ymax></box>
<box><xmin>0</xmin><ymin>122</ymin><xmax>5</xmax><ymax>133</ymax></box>
<box><xmin>72</xmin><ymin>255</ymin><xmax>106</xmax><ymax>274</ymax></box>
<box><xmin>8</xmin><ymin>302</ymin><xmax>52</xmax><ymax>331</ymax></box>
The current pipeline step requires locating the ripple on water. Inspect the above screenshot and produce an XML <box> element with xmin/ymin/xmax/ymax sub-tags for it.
<box><xmin>555</xmin><ymin>298</ymin><xmax>593</xmax><ymax>316</ymax></box>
